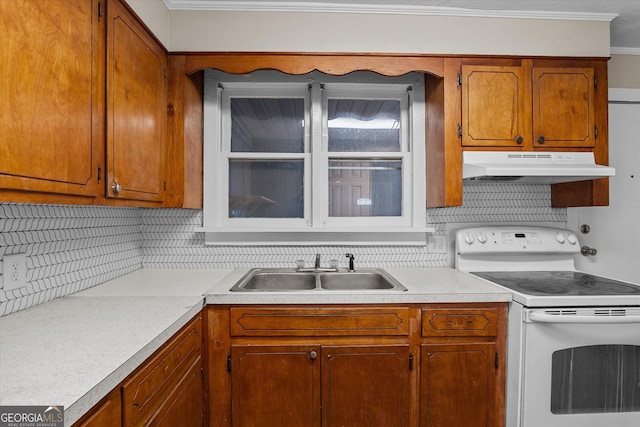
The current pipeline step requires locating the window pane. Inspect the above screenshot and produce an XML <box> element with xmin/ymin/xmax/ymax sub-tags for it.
<box><xmin>551</xmin><ymin>345</ymin><xmax>640</xmax><ymax>414</ymax></box>
<box><xmin>328</xmin><ymin>99</ymin><xmax>401</xmax><ymax>152</ymax></box>
<box><xmin>229</xmin><ymin>160</ymin><xmax>304</xmax><ymax>218</ymax></box>
<box><xmin>231</xmin><ymin>98</ymin><xmax>304</xmax><ymax>153</ymax></box>
<box><xmin>328</xmin><ymin>160</ymin><xmax>402</xmax><ymax>217</ymax></box>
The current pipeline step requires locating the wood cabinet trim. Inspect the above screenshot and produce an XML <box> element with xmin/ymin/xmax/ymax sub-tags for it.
<box><xmin>422</xmin><ymin>308</ymin><xmax>499</xmax><ymax>337</ymax></box>
<box><xmin>230</xmin><ymin>307</ymin><xmax>411</xmax><ymax>337</ymax></box>
<box><xmin>181</xmin><ymin>52</ymin><xmax>445</xmax><ymax>77</ymax></box>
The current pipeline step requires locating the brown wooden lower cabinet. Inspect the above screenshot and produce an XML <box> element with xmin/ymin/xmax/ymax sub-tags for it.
<box><xmin>420</xmin><ymin>343</ymin><xmax>497</xmax><ymax>427</ymax></box>
<box><xmin>73</xmin><ymin>303</ymin><xmax>505</xmax><ymax>427</ymax></box>
<box><xmin>322</xmin><ymin>344</ymin><xmax>411</xmax><ymax>427</ymax></box>
<box><xmin>209</xmin><ymin>303</ymin><xmax>506</xmax><ymax>427</ymax></box>
<box><xmin>72</xmin><ymin>388</ymin><xmax>122</xmax><ymax>427</ymax></box>
<box><xmin>231</xmin><ymin>344</ymin><xmax>320</xmax><ymax>427</ymax></box>
<box><xmin>144</xmin><ymin>356</ymin><xmax>204</xmax><ymax>427</ymax></box>
<box><xmin>71</xmin><ymin>313</ymin><xmax>203</xmax><ymax>427</ymax></box>
<box><xmin>230</xmin><ymin>344</ymin><xmax>410</xmax><ymax>427</ymax></box>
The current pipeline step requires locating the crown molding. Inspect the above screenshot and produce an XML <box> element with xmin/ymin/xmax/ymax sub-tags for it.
<box><xmin>162</xmin><ymin>0</ymin><xmax>618</xmax><ymax>21</ymax></box>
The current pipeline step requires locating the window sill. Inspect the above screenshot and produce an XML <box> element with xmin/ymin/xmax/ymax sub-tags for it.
<box><xmin>196</xmin><ymin>227</ymin><xmax>434</xmax><ymax>246</ymax></box>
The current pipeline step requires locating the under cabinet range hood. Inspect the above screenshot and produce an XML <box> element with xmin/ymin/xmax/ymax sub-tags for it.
<box><xmin>462</xmin><ymin>151</ymin><xmax>615</xmax><ymax>184</ymax></box>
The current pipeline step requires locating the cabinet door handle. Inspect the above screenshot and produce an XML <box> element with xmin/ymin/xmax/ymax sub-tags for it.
<box><xmin>515</xmin><ymin>135</ymin><xmax>524</xmax><ymax>144</ymax></box>
<box><xmin>537</xmin><ymin>136</ymin><xmax>545</xmax><ymax>144</ymax></box>
<box><xmin>112</xmin><ymin>183</ymin><xmax>122</xmax><ymax>193</ymax></box>
<box><xmin>308</xmin><ymin>350</ymin><xmax>318</xmax><ymax>360</ymax></box>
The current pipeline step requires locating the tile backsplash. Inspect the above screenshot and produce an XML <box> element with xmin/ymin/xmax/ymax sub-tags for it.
<box><xmin>0</xmin><ymin>204</ymin><xmax>142</xmax><ymax>315</ymax></box>
<box><xmin>0</xmin><ymin>182</ymin><xmax>565</xmax><ymax>315</ymax></box>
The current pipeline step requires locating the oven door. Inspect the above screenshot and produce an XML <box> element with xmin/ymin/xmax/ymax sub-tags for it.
<box><xmin>520</xmin><ymin>307</ymin><xmax>640</xmax><ymax>427</ymax></box>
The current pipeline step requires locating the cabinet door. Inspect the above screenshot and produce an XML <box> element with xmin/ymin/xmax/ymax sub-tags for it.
<box><xmin>231</xmin><ymin>345</ymin><xmax>321</xmax><ymax>427</ymax></box>
<box><xmin>461</xmin><ymin>65</ymin><xmax>530</xmax><ymax>148</ymax></box>
<box><xmin>532</xmin><ymin>67</ymin><xmax>596</xmax><ymax>148</ymax></box>
<box><xmin>420</xmin><ymin>343</ymin><xmax>496</xmax><ymax>427</ymax></box>
<box><xmin>122</xmin><ymin>314</ymin><xmax>202</xmax><ymax>427</ymax></box>
<box><xmin>107</xmin><ymin>0</ymin><xmax>167</xmax><ymax>203</ymax></box>
<box><xmin>147</xmin><ymin>357</ymin><xmax>204</xmax><ymax>427</ymax></box>
<box><xmin>322</xmin><ymin>345</ymin><xmax>410</xmax><ymax>427</ymax></box>
<box><xmin>0</xmin><ymin>0</ymin><xmax>101</xmax><ymax>200</ymax></box>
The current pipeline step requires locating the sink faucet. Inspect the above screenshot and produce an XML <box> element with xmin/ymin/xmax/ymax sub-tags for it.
<box><xmin>296</xmin><ymin>254</ymin><xmax>338</xmax><ymax>272</ymax></box>
<box><xmin>345</xmin><ymin>253</ymin><xmax>355</xmax><ymax>272</ymax></box>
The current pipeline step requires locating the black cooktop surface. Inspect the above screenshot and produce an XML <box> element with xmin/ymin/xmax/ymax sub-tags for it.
<box><xmin>472</xmin><ymin>271</ymin><xmax>640</xmax><ymax>296</ymax></box>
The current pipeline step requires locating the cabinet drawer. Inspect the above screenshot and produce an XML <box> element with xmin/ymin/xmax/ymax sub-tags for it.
<box><xmin>122</xmin><ymin>314</ymin><xmax>202</xmax><ymax>427</ymax></box>
<box><xmin>230</xmin><ymin>307</ymin><xmax>410</xmax><ymax>337</ymax></box>
<box><xmin>422</xmin><ymin>308</ymin><xmax>498</xmax><ymax>337</ymax></box>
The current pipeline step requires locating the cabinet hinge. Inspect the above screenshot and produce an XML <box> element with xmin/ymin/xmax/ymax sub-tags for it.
<box><xmin>457</xmin><ymin>124</ymin><xmax>462</xmax><ymax>139</ymax></box>
<box><xmin>409</xmin><ymin>353</ymin><xmax>414</xmax><ymax>371</ymax></box>
<box><xmin>495</xmin><ymin>351</ymin><xmax>499</xmax><ymax>369</ymax></box>
<box><xmin>594</xmin><ymin>125</ymin><xmax>598</xmax><ymax>140</ymax></box>
<box><xmin>594</xmin><ymin>76</ymin><xmax>597</xmax><ymax>89</ymax></box>
<box><xmin>457</xmin><ymin>72</ymin><xmax>462</xmax><ymax>87</ymax></box>
<box><xmin>98</xmin><ymin>2</ymin><xmax>103</xmax><ymax>19</ymax></box>
<box><xmin>227</xmin><ymin>355</ymin><xmax>232</xmax><ymax>372</ymax></box>
<box><xmin>97</xmin><ymin>166</ymin><xmax>102</xmax><ymax>182</ymax></box>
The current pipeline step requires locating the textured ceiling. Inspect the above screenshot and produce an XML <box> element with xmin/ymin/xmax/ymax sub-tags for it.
<box><xmin>163</xmin><ymin>0</ymin><xmax>640</xmax><ymax>51</ymax></box>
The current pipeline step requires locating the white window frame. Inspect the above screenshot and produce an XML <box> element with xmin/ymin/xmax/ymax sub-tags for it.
<box><xmin>200</xmin><ymin>70</ymin><xmax>431</xmax><ymax>245</ymax></box>
<box><xmin>219</xmin><ymin>84</ymin><xmax>310</xmax><ymax>229</ymax></box>
<box><xmin>320</xmin><ymin>83</ymin><xmax>412</xmax><ymax>229</ymax></box>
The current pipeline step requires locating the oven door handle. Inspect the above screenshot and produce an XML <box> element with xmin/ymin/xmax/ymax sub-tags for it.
<box><xmin>527</xmin><ymin>311</ymin><xmax>640</xmax><ymax>324</ymax></box>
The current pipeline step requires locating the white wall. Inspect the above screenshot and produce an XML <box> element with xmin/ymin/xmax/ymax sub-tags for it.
<box><xmin>610</xmin><ymin>54</ymin><xmax>640</xmax><ymax>89</ymax></box>
<box><xmin>167</xmin><ymin>12</ymin><xmax>609</xmax><ymax>56</ymax></box>
<box><xmin>568</xmin><ymin>90</ymin><xmax>640</xmax><ymax>283</ymax></box>
<box><xmin>125</xmin><ymin>0</ymin><xmax>170</xmax><ymax>47</ymax></box>
<box><xmin>125</xmin><ymin>1</ymin><xmax>610</xmax><ymax>57</ymax></box>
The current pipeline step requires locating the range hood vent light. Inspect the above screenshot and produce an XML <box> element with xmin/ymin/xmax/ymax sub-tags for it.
<box><xmin>463</xmin><ymin>151</ymin><xmax>615</xmax><ymax>184</ymax></box>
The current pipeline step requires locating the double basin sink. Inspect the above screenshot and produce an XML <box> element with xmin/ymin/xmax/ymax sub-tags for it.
<box><xmin>230</xmin><ymin>268</ymin><xmax>407</xmax><ymax>292</ymax></box>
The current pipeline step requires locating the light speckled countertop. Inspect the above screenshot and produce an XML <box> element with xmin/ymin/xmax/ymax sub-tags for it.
<box><xmin>0</xmin><ymin>267</ymin><xmax>510</xmax><ymax>426</ymax></box>
<box><xmin>204</xmin><ymin>267</ymin><xmax>512</xmax><ymax>304</ymax></box>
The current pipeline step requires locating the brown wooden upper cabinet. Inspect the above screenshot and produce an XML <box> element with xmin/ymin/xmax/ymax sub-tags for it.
<box><xmin>0</xmin><ymin>0</ymin><xmax>102</xmax><ymax>204</ymax></box>
<box><xmin>461</xmin><ymin>61</ymin><xmax>597</xmax><ymax>150</ymax></box>
<box><xmin>0</xmin><ymin>0</ymin><xmax>168</xmax><ymax>206</ymax></box>
<box><xmin>106</xmin><ymin>0</ymin><xmax>167</xmax><ymax>203</ymax></box>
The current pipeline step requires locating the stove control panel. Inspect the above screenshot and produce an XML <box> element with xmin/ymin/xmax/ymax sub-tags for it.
<box><xmin>456</xmin><ymin>226</ymin><xmax>580</xmax><ymax>254</ymax></box>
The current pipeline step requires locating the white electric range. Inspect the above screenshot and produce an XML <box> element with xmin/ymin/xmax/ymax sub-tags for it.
<box><xmin>455</xmin><ymin>226</ymin><xmax>640</xmax><ymax>427</ymax></box>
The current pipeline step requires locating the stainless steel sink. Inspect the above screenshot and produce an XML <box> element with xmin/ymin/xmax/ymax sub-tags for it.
<box><xmin>319</xmin><ymin>271</ymin><xmax>404</xmax><ymax>290</ymax></box>
<box><xmin>231</xmin><ymin>270</ymin><xmax>317</xmax><ymax>291</ymax></box>
<box><xmin>229</xmin><ymin>268</ymin><xmax>407</xmax><ymax>292</ymax></box>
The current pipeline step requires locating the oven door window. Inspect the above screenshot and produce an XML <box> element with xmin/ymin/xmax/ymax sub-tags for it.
<box><xmin>551</xmin><ymin>345</ymin><xmax>640</xmax><ymax>414</ymax></box>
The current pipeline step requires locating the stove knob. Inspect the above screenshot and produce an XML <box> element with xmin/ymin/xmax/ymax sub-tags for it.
<box><xmin>464</xmin><ymin>234</ymin><xmax>475</xmax><ymax>245</ymax></box>
<box><xmin>567</xmin><ymin>234</ymin><xmax>578</xmax><ymax>245</ymax></box>
<box><xmin>477</xmin><ymin>233</ymin><xmax>488</xmax><ymax>244</ymax></box>
<box><xmin>555</xmin><ymin>233</ymin><xmax>566</xmax><ymax>244</ymax></box>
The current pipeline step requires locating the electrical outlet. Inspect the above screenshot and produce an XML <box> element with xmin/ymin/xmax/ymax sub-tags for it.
<box><xmin>2</xmin><ymin>253</ymin><xmax>27</xmax><ymax>291</ymax></box>
<box><xmin>427</xmin><ymin>235</ymin><xmax>448</xmax><ymax>254</ymax></box>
